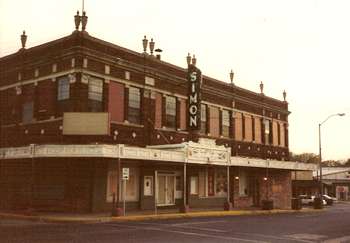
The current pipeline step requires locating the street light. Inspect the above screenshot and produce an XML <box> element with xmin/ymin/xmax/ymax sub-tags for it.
<box><xmin>318</xmin><ymin>113</ymin><xmax>345</xmax><ymax>196</ymax></box>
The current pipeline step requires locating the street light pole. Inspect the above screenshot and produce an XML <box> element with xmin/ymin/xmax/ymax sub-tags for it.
<box><xmin>318</xmin><ymin>113</ymin><xmax>345</xmax><ymax>196</ymax></box>
<box><xmin>318</xmin><ymin>123</ymin><xmax>322</xmax><ymax>196</ymax></box>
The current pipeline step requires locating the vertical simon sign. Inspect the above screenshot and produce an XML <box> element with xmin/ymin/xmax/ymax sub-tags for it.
<box><xmin>187</xmin><ymin>64</ymin><xmax>202</xmax><ymax>130</ymax></box>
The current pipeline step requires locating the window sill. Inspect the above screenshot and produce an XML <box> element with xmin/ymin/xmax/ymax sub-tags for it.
<box><xmin>111</xmin><ymin>121</ymin><xmax>144</xmax><ymax>128</ymax></box>
<box><xmin>157</xmin><ymin>127</ymin><xmax>177</xmax><ymax>132</ymax></box>
<box><xmin>198</xmin><ymin>195</ymin><xmax>228</xmax><ymax>199</ymax></box>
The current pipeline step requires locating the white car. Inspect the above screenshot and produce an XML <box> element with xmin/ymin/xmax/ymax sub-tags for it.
<box><xmin>311</xmin><ymin>196</ymin><xmax>327</xmax><ymax>206</ymax></box>
<box><xmin>323</xmin><ymin>194</ymin><xmax>337</xmax><ymax>205</ymax></box>
<box><xmin>299</xmin><ymin>195</ymin><xmax>326</xmax><ymax>206</ymax></box>
<box><xmin>299</xmin><ymin>195</ymin><xmax>313</xmax><ymax>205</ymax></box>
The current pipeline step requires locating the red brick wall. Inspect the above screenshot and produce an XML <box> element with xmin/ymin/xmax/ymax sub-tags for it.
<box><xmin>0</xmin><ymin>158</ymin><xmax>103</xmax><ymax>213</ymax></box>
<box><xmin>0</xmin><ymin>33</ymin><xmax>290</xmax><ymax>161</ymax></box>
<box><xmin>36</xmin><ymin>79</ymin><xmax>56</xmax><ymax>120</ymax></box>
<box><xmin>155</xmin><ymin>93</ymin><xmax>162</xmax><ymax>128</ymax></box>
<box><xmin>108</xmin><ymin>81</ymin><xmax>124</xmax><ymax>122</ymax></box>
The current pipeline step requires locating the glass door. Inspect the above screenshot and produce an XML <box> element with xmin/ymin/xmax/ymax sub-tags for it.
<box><xmin>166</xmin><ymin>176</ymin><xmax>175</xmax><ymax>205</ymax></box>
<box><xmin>157</xmin><ymin>175</ymin><xmax>166</xmax><ymax>205</ymax></box>
<box><xmin>157</xmin><ymin>173</ymin><xmax>175</xmax><ymax>206</ymax></box>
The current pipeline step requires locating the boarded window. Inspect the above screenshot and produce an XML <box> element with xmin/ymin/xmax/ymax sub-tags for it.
<box><xmin>244</xmin><ymin>115</ymin><xmax>252</xmax><ymax>142</ymax></box>
<box><xmin>108</xmin><ymin>82</ymin><xmax>124</xmax><ymax>122</ymax></box>
<box><xmin>154</xmin><ymin>93</ymin><xmax>162</xmax><ymax>128</ymax></box>
<box><xmin>209</xmin><ymin>107</ymin><xmax>219</xmax><ymax>137</ymax></box>
<box><xmin>22</xmin><ymin>102</ymin><xmax>34</xmax><ymax>123</ymax></box>
<box><xmin>179</xmin><ymin>99</ymin><xmax>187</xmax><ymax>130</ymax></box>
<box><xmin>235</xmin><ymin>113</ymin><xmax>243</xmax><ymax>141</ymax></box>
<box><xmin>200</xmin><ymin>104</ymin><xmax>207</xmax><ymax>134</ymax></box>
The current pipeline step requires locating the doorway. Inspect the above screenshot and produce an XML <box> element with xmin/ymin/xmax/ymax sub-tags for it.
<box><xmin>157</xmin><ymin>173</ymin><xmax>175</xmax><ymax>206</ymax></box>
<box><xmin>251</xmin><ymin>177</ymin><xmax>260</xmax><ymax>207</ymax></box>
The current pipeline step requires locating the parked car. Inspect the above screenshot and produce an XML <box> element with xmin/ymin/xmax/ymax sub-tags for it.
<box><xmin>323</xmin><ymin>195</ymin><xmax>337</xmax><ymax>205</ymax></box>
<box><xmin>299</xmin><ymin>195</ymin><xmax>313</xmax><ymax>205</ymax></box>
<box><xmin>299</xmin><ymin>195</ymin><xmax>327</xmax><ymax>206</ymax></box>
<box><xmin>311</xmin><ymin>196</ymin><xmax>327</xmax><ymax>206</ymax></box>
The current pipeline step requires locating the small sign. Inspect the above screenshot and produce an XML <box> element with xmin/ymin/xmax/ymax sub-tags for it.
<box><xmin>122</xmin><ymin>168</ymin><xmax>129</xmax><ymax>180</ymax></box>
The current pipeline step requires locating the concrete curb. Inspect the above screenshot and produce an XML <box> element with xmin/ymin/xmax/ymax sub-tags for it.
<box><xmin>110</xmin><ymin>208</ymin><xmax>322</xmax><ymax>222</ymax></box>
<box><xmin>0</xmin><ymin>213</ymin><xmax>111</xmax><ymax>224</ymax></box>
<box><xmin>0</xmin><ymin>208</ymin><xmax>323</xmax><ymax>224</ymax></box>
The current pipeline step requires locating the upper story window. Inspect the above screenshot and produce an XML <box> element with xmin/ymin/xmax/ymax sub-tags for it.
<box><xmin>57</xmin><ymin>76</ymin><xmax>70</xmax><ymax>100</ymax></box>
<box><xmin>277</xmin><ymin>123</ymin><xmax>281</xmax><ymax>145</ymax></box>
<box><xmin>242</xmin><ymin>115</ymin><xmax>246</xmax><ymax>139</ymax></box>
<box><xmin>200</xmin><ymin>104</ymin><xmax>207</xmax><ymax>134</ymax></box>
<box><xmin>88</xmin><ymin>76</ymin><xmax>103</xmax><ymax>101</ymax></box>
<box><xmin>88</xmin><ymin>76</ymin><xmax>103</xmax><ymax>112</ymax></box>
<box><xmin>252</xmin><ymin>116</ymin><xmax>255</xmax><ymax>141</ymax></box>
<box><xmin>264</xmin><ymin>119</ymin><xmax>272</xmax><ymax>145</ymax></box>
<box><xmin>221</xmin><ymin>109</ymin><xmax>230</xmax><ymax>137</ymax></box>
<box><xmin>128</xmin><ymin>87</ymin><xmax>141</xmax><ymax>124</ymax></box>
<box><xmin>165</xmin><ymin>96</ymin><xmax>176</xmax><ymax>128</ymax></box>
<box><xmin>22</xmin><ymin>101</ymin><xmax>34</xmax><ymax>123</ymax></box>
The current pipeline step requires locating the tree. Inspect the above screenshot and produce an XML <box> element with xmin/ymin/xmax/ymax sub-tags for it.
<box><xmin>289</xmin><ymin>152</ymin><xmax>319</xmax><ymax>164</ymax></box>
<box><xmin>322</xmin><ymin>160</ymin><xmax>343</xmax><ymax>167</ymax></box>
<box><xmin>289</xmin><ymin>152</ymin><xmax>346</xmax><ymax>166</ymax></box>
<box><xmin>342</xmin><ymin>159</ymin><xmax>350</xmax><ymax>167</ymax></box>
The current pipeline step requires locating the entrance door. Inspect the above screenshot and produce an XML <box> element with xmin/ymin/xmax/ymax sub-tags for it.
<box><xmin>157</xmin><ymin>174</ymin><xmax>175</xmax><ymax>206</ymax></box>
<box><xmin>252</xmin><ymin>177</ymin><xmax>260</xmax><ymax>207</ymax></box>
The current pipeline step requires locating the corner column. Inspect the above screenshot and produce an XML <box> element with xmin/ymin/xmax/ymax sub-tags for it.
<box><xmin>112</xmin><ymin>157</ymin><xmax>123</xmax><ymax>216</ymax></box>
<box><xmin>224</xmin><ymin>165</ymin><xmax>233</xmax><ymax>210</ymax></box>
<box><xmin>181</xmin><ymin>162</ymin><xmax>190</xmax><ymax>213</ymax></box>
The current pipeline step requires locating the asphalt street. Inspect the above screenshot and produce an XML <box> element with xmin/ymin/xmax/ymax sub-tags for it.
<box><xmin>1</xmin><ymin>203</ymin><xmax>350</xmax><ymax>243</ymax></box>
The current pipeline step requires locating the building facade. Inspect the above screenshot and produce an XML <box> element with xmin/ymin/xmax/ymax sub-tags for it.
<box><xmin>0</xmin><ymin>14</ymin><xmax>315</xmax><ymax>213</ymax></box>
<box><xmin>292</xmin><ymin>168</ymin><xmax>350</xmax><ymax>200</ymax></box>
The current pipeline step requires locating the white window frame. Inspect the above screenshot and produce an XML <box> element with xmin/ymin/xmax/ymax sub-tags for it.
<box><xmin>57</xmin><ymin>76</ymin><xmax>70</xmax><ymax>100</ymax></box>
<box><xmin>88</xmin><ymin>76</ymin><xmax>103</xmax><ymax>101</ymax></box>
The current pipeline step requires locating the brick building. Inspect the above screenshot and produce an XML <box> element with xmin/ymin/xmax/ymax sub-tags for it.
<box><xmin>0</xmin><ymin>12</ymin><xmax>316</xmax><ymax>213</ymax></box>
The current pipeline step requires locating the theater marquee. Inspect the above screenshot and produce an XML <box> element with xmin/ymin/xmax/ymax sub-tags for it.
<box><xmin>187</xmin><ymin>64</ymin><xmax>202</xmax><ymax>130</ymax></box>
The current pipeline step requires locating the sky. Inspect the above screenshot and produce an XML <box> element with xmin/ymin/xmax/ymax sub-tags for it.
<box><xmin>1</xmin><ymin>0</ymin><xmax>350</xmax><ymax>161</ymax></box>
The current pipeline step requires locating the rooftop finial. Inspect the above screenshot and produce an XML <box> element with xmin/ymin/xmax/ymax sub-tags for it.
<box><xmin>229</xmin><ymin>69</ymin><xmax>234</xmax><ymax>85</ymax></box>
<box><xmin>149</xmin><ymin>38</ymin><xmax>155</xmax><ymax>55</ymax></box>
<box><xmin>186</xmin><ymin>53</ymin><xmax>191</xmax><ymax>66</ymax></box>
<box><xmin>74</xmin><ymin>10</ymin><xmax>81</xmax><ymax>31</ymax></box>
<box><xmin>283</xmin><ymin>90</ymin><xmax>287</xmax><ymax>102</ymax></box>
<box><xmin>20</xmin><ymin>31</ymin><xmax>27</xmax><ymax>49</ymax></box>
<box><xmin>81</xmin><ymin>11</ymin><xmax>88</xmax><ymax>31</ymax></box>
<box><xmin>192</xmin><ymin>54</ymin><xmax>197</xmax><ymax>66</ymax></box>
<box><xmin>142</xmin><ymin>35</ymin><xmax>148</xmax><ymax>53</ymax></box>
<box><xmin>260</xmin><ymin>81</ymin><xmax>264</xmax><ymax>94</ymax></box>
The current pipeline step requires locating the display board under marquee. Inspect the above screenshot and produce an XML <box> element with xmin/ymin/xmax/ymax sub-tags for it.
<box><xmin>63</xmin><ymin>112</ymin><xmax>110</xmax><ymax>135</ymax></box>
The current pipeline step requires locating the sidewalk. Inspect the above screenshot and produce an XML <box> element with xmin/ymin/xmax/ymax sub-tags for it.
<box><xmin>0</xmin><ymin>207</ymin><xmax>321</xmax><ymax>224</ymax></box>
